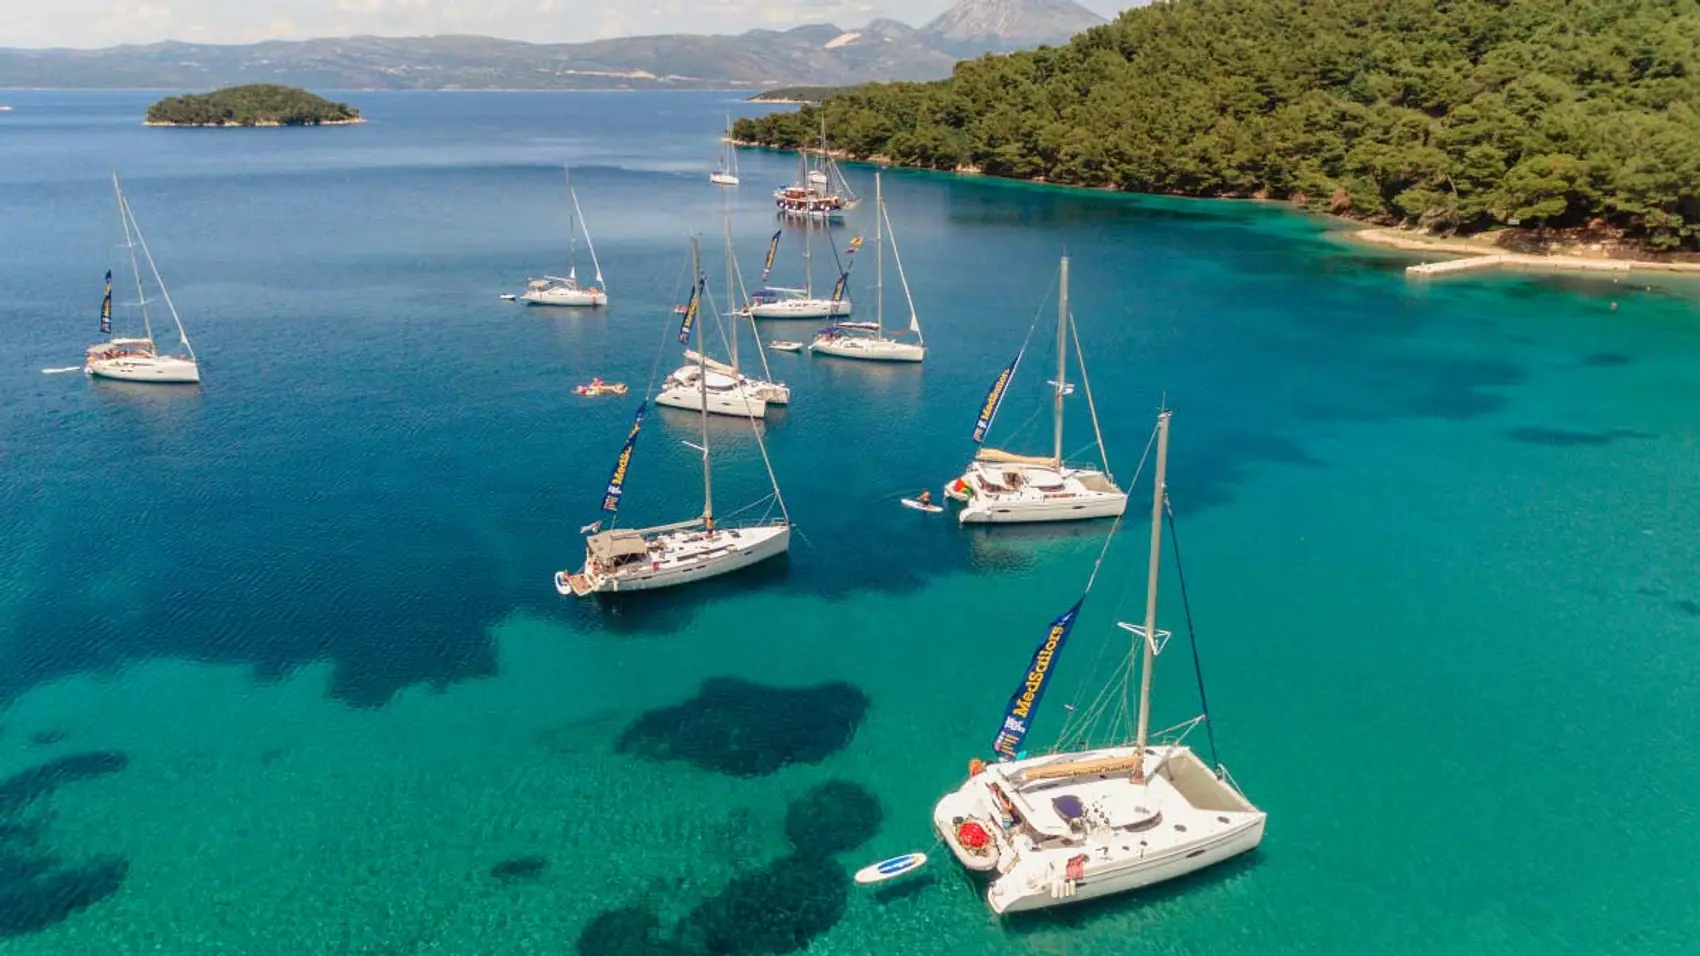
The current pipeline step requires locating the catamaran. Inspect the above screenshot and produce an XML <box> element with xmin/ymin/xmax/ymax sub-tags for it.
<box><xmin>85</xmin><ymin>173</ymin><xmax>200</xmax><ymax>385</ymax></box>
<box><xmin>711</xmin><ymin>114</ymin><xmax>740</xmax><ymax>186</ymax></box>
<box><xmin>932</xmin><ymin>408</ymin><xmax>1266</xmax><ymax>913</ymax></box>
<box><xmin>944</xmin><ymin>256</ymin><xmax>1126</xmax><ymax>524</ymax></box>
<box><xmin>665</xmin><ymin>202</ymin><xmax>792</xmax><ymax>412</ymax></box>
<box><xmin>745</xmin><ymin>221</ymin><xmax>852</xmax><ymax>319</ymax></box>
<box><xmin>810</xmin><ymin>172</ymin><xmax>924</xmax><ymax>363</ymax></box>
<box><xmin>555</xmin><ymin>236</ymin><xmax>791</xmax><ymax>597</ymax></box>
<box><xmin>518</xmin><ymin>168</ymin><xmax>607</xmax><ymax>306</ymax></box>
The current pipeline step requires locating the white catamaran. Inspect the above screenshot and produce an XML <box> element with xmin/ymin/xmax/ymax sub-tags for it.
<box><xmin>945</xmin><ymin>256</ymin><xmax>1126</xmax><ymax>524</ymax></box>
<box><xmin>518</xmin><ymin>168</ymin><xmax>607</xmax><ymax>307</ymax></box>
<box><xmin>745</xmin><ymin>220</ymin><xmax>853</xmax><ymax>320</ymax></box>
<box><xmin>710</xmin><ymin>114</ymin><xmax>740</xmax><ymax>186</ymax></box>
<box><xmin>555</xmin><ymin>237</ymin><xmax>791</xmax><ymax>597</ymax></box>
<box><xmin>932</xmin><ymin>409</ymin><xmax>1266</xmax><ymax>914</ymax></box>
<box><xmin>85</xmin><ymin>173</ymin><xmax>201</xmax><ymax>385</ymax></box>
<box><xmin>810</xmin><ymin>172</ymin><xmax>924</xmax><ymax>363</ymax></box>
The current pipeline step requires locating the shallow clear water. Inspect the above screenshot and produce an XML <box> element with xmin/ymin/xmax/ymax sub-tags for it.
<box><xmin>1</xmin><ymin>90</ymin><xmax>1698</xmax><ymax>954</ymax></box>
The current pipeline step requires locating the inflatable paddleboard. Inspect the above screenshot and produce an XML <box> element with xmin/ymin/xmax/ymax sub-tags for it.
<box><xmin>900</xmin><ymin>498</ymin><xmax>943</xmax><ymax>513</ymax></box>
<box><xmin>854</xmin><ymin>852</ymin><xmax>928</xmax><ymax>885</ymax></box>
<box><xmin>41</xmin><ymin>366</ymin><xmax>82</xmax><ymax>375</ymax></box>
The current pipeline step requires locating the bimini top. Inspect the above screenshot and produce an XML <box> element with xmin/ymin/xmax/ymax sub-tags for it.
<box><xmin>586</xmin><ymin>529</ymin><xmax>650</xmax><ymax>561</ymax></box>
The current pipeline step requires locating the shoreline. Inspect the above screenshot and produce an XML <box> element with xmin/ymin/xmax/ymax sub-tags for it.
<box><xmin>732</xmin><ymin>139</ymin><xmax>1700</xmax><ymax>273</ymax></box>
<box><xmin>143</xmin><ymin>117</ymin><xmax>366</xmax><ymax>127</ymax></box>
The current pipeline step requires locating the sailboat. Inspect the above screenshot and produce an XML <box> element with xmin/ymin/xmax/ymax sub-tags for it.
<box><xmin>710</xmin><ymin>114</ymin><xmax>740</xmax><ymax>186</ymax></box>
<box><xmin>518</xmin><ymin>168</ymin><xmax>607</xmax><ymax>307</ymax></box>
<box><xmin>85</xmin><ymin>173</ymin><xmax>200</xmax><ymax>385</ymax></box>
<box><xmin>681</xmin><ymin>203</ymin><xmax>792</xmax><ymax>406</ymax></box>
<box><xmin>772</xmin><ymin>116</ymin><xmax>859</xmax><ymax>222</ymax></box>
<box><xmin>944</xmin><ymin>256</ymin><xmax>1126</xmax><ymax>524</ymax></box>
<box><xmin>932</xmin><ymin>409</ymin><xmax>1266</xmax><ymax>913</ymax></box>
<box><xmin>555</xmin><ymin>236</ymin><xmax>791</xmax><ymax>597</ymax></box>
<box><xmin>655</xmin><ymin>231</ymin><xmax>777</xmax><ymax>420</ymax></box>
<box><xmin>809</xmin><ymin>172</ymin><xmax>924</xmax><ymax>363</ymax></box>
<box><xmin>746</xmin><ymin>221</ymin><xmax>853</xmax><ymax>319</ymax></box>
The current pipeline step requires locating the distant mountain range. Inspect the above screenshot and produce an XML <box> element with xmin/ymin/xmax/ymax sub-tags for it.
<box><xmin>0</xmin><ymin>0</ymin><xmax>1110</xmax><ymax>91</ymax></box>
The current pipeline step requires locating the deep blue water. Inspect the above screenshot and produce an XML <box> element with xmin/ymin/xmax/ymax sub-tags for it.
<box><xmin>0</xmin><ymin>90</ymin><xmax>1698</xmax><ymax>955</ymax></box>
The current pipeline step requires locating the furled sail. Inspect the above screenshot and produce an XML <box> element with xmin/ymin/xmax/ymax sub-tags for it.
<box><xmin>992</xmin><ymin>598</ymin><xmax>1084</xmax><ymax>760</ymax></box>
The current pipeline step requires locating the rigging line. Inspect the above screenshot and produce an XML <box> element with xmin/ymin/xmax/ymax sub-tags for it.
<box><xmin>1164</xmin><ymin>491</ymin><xmax>1222</xmax><ymax>774</ymax></box>
<box><xmin>1067</xmin><ymin>309</ymin><xmax>1110</xmax><ymax>478</ymax></box>
<box><xmin>644</xmin><ymin>252</ymin><xmax>693</xmax><ymax>395</ymax></box>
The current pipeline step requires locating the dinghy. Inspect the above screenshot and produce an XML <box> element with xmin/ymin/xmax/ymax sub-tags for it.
<box><xmin>768</xmin><ymin>341</ymin><xmax>804</xmax><ymax>352</ymax></box>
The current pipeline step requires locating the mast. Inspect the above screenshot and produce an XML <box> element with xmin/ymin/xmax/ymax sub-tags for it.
<box><xmin>803</xmin><ymin>219</ymin><xmax>814</xmax><ymax>299</ymax></box>
<box><xmin>874</xmin><ymin>172</ymin><xmax>884</xmax><ymax>337</ymax></box>
<box><xmin>724</xmin><ymin>196</ymin><xmax>738</xmax><ymax>370</ymax></box>
<box><xmin>113</xmin><ymin>174</ymin><xmax>154</xmax><ymax>345</ymax></box>
<box><xmin>1053</xmin><ymin>256</ymin><xmax>1069</xmax><ymax>469</ymax></box>
<box><xmin>693</xmin><ymin>236</ymin><xmax>714</xmax><ymax>528</ymax></box>
<box><xmin>1132</xmin><ymin>408</ymin><xmax>1172</xmax><ymax>778</ymax></box>
<box><xmin>567</xmin><ymin>166</ymin><xmax>581</xmax><ymax>278</ymax></box>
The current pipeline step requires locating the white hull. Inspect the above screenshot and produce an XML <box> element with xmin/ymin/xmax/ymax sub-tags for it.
<box><xmin>933</xmin><ymin>745</ymin><xmax>1265</xmax><ymax>914</ymax></box>
<box><xmin>561</xmin><ymin>523</ymin><xmax>790</xmax><ymax>595</ymax></box>
<box><xmin>521</xmin><ymin>288</ymin><xmax>606</xmax><ymax>307</ymax></box>
<box><xmin>810</xmin><ymin>334</ymin><xmax>924</xmax><ymax>363</ymax></box>
<box><xmin>710</xmin><ymin>172</ymin><xmax>739</xmax><ymax>186</ymax></box>
<box><xmin>748</xmin><ymin>297</ymin><xmax>852</xmax><ymax>320</ymax></box>
<box><xmin>951</xmin><ymin>460</ymin><xmax>1127</xmax><ymax>524</ymax></box>
<box><xmin>655</xmin><ymin>383</ymin><xmax>768</xmax><ymax>419</ymax></box>
<box><xmin>86</xmin><ymin>355</ymin><xmax>200</xmax><ymax>384</ymax></box>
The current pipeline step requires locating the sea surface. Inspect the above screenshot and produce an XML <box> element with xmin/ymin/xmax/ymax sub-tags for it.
<box><xmin>1</xmin><ymin>90</ymin><xmax>1698</xmax><ymax>955</ymax></box>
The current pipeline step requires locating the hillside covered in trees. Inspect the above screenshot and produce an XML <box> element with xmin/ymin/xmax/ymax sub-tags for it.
<box><xmin>733</xmin><ymin>0</ymin><xmax>1700</xmax><ymax>251</ymax></box>
<box><xmin>145</xmin><ymin>85</ymin><xmax>362</xmax><ymax>127</ymax></box>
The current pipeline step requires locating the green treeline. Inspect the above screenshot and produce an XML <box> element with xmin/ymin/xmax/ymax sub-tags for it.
<box><xmin>145</xmin><ymin>85</ymin><xmax>361</xmax><ymax>126</ymax></box>
<box><xmin>733</xmin><ymin>0</ymin><xmax>1700</xmax><ymax>249</ymax></box>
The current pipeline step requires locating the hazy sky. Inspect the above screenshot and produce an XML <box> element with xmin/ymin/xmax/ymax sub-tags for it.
<box><xmin>3</xmin><ymin>1</ymin><xmax>1132</xmax><ymax>49</ymax></box>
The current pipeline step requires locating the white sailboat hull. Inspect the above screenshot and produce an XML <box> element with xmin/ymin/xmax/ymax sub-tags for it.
<box><xmin>950</xmin><ymin>460</ymin><xmax>1127</xmax><ymax>524</ymax></box>
<box><xmin>655</xmin><ymin>382</ymin><xmax>768</xmax><ymax>419</ymax></box>
<box><xmin>748</xmin><ymin>298</ymin><xmax>852</xmax><ymax>319</ymax></box>
<box><xmin>561</xmin><ymin>523</ymin><xmax>790</xmax><ymax>595</ymax></box>
<box><xmin>710</xmin><ymin>171</ymin><xmax>740</xmax><ymax>186</ymax></box>
<box><xmin>933</xmin><ymin>745</ymin><xmax>1265</xmax><ymax>915</ymax></box>
<box><xmin>809</xmin><ymin>334</ymin><xmax>924</xmax><ymax>363</ymax></box>
<box><xmin>521</xmin><ymin>287</ymin><xmax>606</xmax><ymax>307</ymax></box>
<box><xmin>86</xmin><ymin>354</ymin><xmax>200</xmax><ymax>384</ymax></box>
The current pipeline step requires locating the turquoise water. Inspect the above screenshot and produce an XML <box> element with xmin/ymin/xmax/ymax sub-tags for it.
<box><xmin>2</xmin><ymin>90</ymin><xmax>1699</xmax><ymax>954</ymax></box>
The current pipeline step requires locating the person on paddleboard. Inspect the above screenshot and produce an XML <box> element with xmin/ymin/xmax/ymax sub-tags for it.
<box><xmin>916</xmin><ymin>490</ymin><xmax>932</xmax><ymax>506</ymax></box>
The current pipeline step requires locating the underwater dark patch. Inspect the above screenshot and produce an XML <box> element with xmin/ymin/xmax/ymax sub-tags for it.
<box><xmin>616</xmin><ymin>678</ymin><xmax>870</xmax><ymax>777</ymax></box>
<box><xmin>576</xmin><ymin>904</ymin><xmax>693</xmax><ymax>956</ymax></box>
<box><xmin>1673</xmin><ymin>599</ymin><xmax>1700</xmax><ymax>618</ymax></box>
<box><xmin>783</xmin><ymin>781</ymin><xmax>883</xmax><ymax>857</ymax></box>
<box><xmin>1580</xmin><ymin>352</ymin><xmax>1632</xmax><ymax>367</ymax></box>
<box><xmin>674</xmin><ymin>853</ymin><xmax>850</xmax><ymax>956</ymax></box>
<box><xmin>489</xmin><ymin>856</ymin><xmax>548</xmax><ymax>883</ymax></box>
<box><xmin>0</xmin><ymin>855</ymin><xmax>127</xmax><ymax>938</ymax></box>
<box><xmin>26</xmin><ymin>731</ymin><xmax>66</xmax><ymax>747</ymax></box>
<box><xmin>1506</xmin><ymin>427</ymin><xmax>1655</xmax><ymax>448</ymax></box>
<box><xmin>0</xmin><ymin>752</ymin><xmax>128</xmax><ymax>815</ymax></box>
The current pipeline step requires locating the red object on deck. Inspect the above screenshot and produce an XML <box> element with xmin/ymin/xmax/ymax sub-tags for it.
<box><xmin>956</xmin><ymin>820</ymin><xmax>990</xmax><ymax>849</ymax></box>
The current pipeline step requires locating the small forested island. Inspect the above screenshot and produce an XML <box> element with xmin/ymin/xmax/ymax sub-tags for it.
<box><xmin>144</xmin><ymin>84</ymin><xmax>362</xmax><ymax>127</ymax></box>
<box><xmin>747</xmin><ymin>86</ymin><xmax>844</xmax><ymax>104</ymax></box>
<box><xmin>735</xmin><ymin>0</ymin><xmax>1700</xmax><ymax>254</ymax></box>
